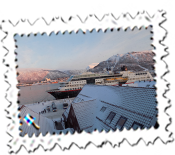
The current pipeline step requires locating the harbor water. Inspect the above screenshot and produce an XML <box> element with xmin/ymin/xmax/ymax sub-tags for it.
<box><xmin>18</xmin><ymin>83</ymin><xmax>61</xmax><ymax>105</ymax></box>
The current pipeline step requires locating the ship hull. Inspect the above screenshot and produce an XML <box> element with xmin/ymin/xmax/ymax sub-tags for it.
<box><xmin>47</xmin><ymin>89</ymin><xmax>81</xmax><ymax>99</ymax></box>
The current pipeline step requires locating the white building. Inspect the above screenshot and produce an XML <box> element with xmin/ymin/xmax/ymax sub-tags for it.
<box><xmin>63</xmin><ymin>83</ymin><xmax>158</xmax><ymax>133</ymax></box>
<box><xmin>19</xmin><ymin>81</ymin><xmax>158</xmax><ymax>135</ymax></box>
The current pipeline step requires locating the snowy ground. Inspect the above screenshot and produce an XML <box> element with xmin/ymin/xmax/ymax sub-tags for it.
<box><xmin>42</xmin><ymin>107</ymin><xmax>65</xmax><ymax>119</ymax></box>
<box><xmin>24</xmin><ymin>98</ymin><xmax>75</xmax><ymax>120</ymax></box>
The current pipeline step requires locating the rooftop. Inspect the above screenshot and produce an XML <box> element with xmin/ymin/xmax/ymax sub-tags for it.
<box><xmin>19</xmin><ymin>105</ymin><xmax>74</xmax><ymax>137</ymax></box>
<box><xmin>65</xmin><ymin>83</ymin><xmax>157</xmax><ymax>132</ymax></box>
<box><xmin>72</xmin><ymin>99</ymin><xmax>96</xmax><ymax>131</ymax></box>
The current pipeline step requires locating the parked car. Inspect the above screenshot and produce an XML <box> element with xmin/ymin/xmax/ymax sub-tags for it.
<box><xmin>52</xmin><ymin>102</ymin><xmax>57</xmax><ymax>112</ymax></box>
<box><xmin>63</xmin><ymin>103</ymin><xmax>68</xmax><ymax>109</ymax></box>
<box><xmin>46</xmin><ymin>106</ymin><xmax>50</xmax><ymax>112</ymax></box>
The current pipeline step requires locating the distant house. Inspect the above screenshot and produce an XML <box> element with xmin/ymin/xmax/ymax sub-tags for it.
<box><xmin>63</xmin><ymin>83</ymin><xmax>158</xmax><ymax>133</ymax></box>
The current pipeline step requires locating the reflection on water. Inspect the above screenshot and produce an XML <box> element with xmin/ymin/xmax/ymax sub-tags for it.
<box><xmin>18</xmin><ymin>83</ymin><xmax>60</xmax><ymax>105</ymax></box>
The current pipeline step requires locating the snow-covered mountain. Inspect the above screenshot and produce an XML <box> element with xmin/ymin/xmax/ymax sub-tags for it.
<box><xmin>62</xmin><ymin>69</ymin><xmax>86</xmax><ymax>76</ymax></box>
<box><xmin>17</xmin><ymin>69</ymin><xmax>68</xmax><ymax>84</ymax></box>
<box><xmin>17</xmin><ymin>51</ymin><xmax>154</xmax><ymax>83</ymax></box>
<box><xmin>86</xmin><ymin>63</ymin><xmax>99</xmax><ymax>70</ymax></box>
<box><xmin>17</xmin><ymin>69</ymin><xmax>86</xmax><ymax>84</ymax></box>
<box><xmin>88</xmin><ymin>50</ymin><xmax>155</xmax><ymax>73</ymax></box>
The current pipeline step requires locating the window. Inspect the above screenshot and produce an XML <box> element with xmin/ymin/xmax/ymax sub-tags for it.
<box><xmin>100</xmin><ymin>107</ymin><xmax>107</xmax><ymax>112</ymax></box>
<box><xmin>106</xmin><ymin>112</ymin><xmax>116</xmax><ymax>123</ymax></box>
<box><xmin>132</xmin><ymin>122</ymin><xmax>143</xmax><ymax>130</ymax></box>
<box><xmin>81</xmin><ymin>99</ymin><xmax>84</xmax><ymax>102</ymax></box>
<box><xmin>116</xmin><ymin>116</ymin><xmax>127</xmax><ymax>130</ymax></box>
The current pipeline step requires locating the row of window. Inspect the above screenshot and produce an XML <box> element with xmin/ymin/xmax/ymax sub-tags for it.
<box><xmin>65</xmin><ymin>87</ymin><xmax>82</xmax><ymax>91</ymax></box>
<box><xmin>69</xmin><ymin>81</ymin><xmax>86</xmax><ymax>84</ymax></box>
<box><xmin>135</xmin><ymin>73</ymin><xmax>147</xmax><ymax>75</ymax></box>
<box><xmin>100</xmin><ymin>106</ymin><xmax>144</xmax><ymax>130</ymax></box>
<box><xmin>106</xmin><ymin>81</ymin><xmax>116</xmax><ymax>83</ymax></box>
<box><xmin>130</xmin><ymin>77</ymin><xmax>151</xmax><ymax>80</ymax></box>
<box><xmin>65</xmin><ymin>84</ymin><xmax>84</xmax><ymax>87</ymax></box>
<box><xmin>74</xmin><ymin>74</ymin><xmax>96</xmax><ymax>78</ymax></box>
<box><xmin>96</xmin><ymin>79</ymin><xmax>103</xmax><ymax>81</ymax></box>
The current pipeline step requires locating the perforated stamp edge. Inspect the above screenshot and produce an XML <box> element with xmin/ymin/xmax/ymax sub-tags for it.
<box><xmin>1</xmin><ymin>11</ymin><xmax>172</xmax><ymax>153</ymax></box>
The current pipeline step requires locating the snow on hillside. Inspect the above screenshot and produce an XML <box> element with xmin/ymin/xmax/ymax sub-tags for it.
<box><xmin>107</xmin><ymin>50</ymin><xmax>153</xmax><ymax>64</ymax></box>
<box><xmin>17</xmin><ymin>69</ymin><xmax>70</xmax><ymax>83</ymax></box>
<box><xmin>17</xmin><ymin>68</ymin><xmax>85</xmax><ymax>84</ymax></box>
<box><xmin>17</xmin><ymin>68</ymin><xmax>49</xmax><ymax>84</ymax></box>
<box><xmin>89</xmin><ymin>50</ymin><xmax>154</xmax><ymax>73</ymax></box>
<box><xmin>63</xmin><ymin>69</ymin><xmax>86</xmax><ymax>75</ymax></box>
<box><xmin>86</xmin><ymin>63</ymin><xmax>99</xmax><ymax>70</ymax></box>
<box><xmin>107</xmin><ymin>54</ymin><xmax>123</xmax><ymax>69</ymax></box>
<box><xmin>107</xmin><ymin>53</ymin><xmax>123</xmax><ymax>62</ymax></box>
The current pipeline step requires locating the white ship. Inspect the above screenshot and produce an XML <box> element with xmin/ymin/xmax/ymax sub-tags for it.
<box><xmin>46</xmin><ymin>66</ymin><xmax>153</xmax><ymax>99</ymax></box>
<box><xmin>97</xmin><ymin>70</ymin><xmax>153</xmax><ymax>86</ymax></box>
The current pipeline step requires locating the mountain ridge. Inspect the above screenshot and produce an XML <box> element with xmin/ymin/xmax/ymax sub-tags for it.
<box><xmin>17</xmin><ymin>69</ymin><xmax>86</xmax><ymax>84</ymax></box>
<box><xmin>17</xmin><ymin>50</ymin><xmax>155</xmax><ymax>84</ymax></box>
<box><xmin>88</xmin><ymin>50</ymin><xmax>155</xmax><ymax>72</ymax></box>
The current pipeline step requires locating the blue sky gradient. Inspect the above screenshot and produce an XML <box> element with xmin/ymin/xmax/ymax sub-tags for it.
<box><xmin>15</xmin><ymin>27</ymin><xmax>153</xmax><ymax>70</ymax></box>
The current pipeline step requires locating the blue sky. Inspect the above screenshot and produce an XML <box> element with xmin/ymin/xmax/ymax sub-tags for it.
<box><xmin>15</xmin><ymin>27</ymin><xmax>153</xmax><ymax>70</ymax></box>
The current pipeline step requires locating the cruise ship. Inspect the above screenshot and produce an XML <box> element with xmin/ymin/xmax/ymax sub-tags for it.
<box><xmin>46</xmin><ymin>67</ymin><xmax>153</xmax><ymax>100</ymax></box>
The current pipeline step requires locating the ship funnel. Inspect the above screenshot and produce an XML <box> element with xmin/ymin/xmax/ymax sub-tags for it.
<box><xmin>121</xmin><ymin>65</ymin><xmax>127</xmax><ymax>71</ymax></box>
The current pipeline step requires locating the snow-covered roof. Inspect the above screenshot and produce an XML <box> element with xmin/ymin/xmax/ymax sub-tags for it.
<box><xmin>62</xmin><ymin>93</ymin><xmax>94</xmax><ymax>120</ymax></box>
<box><xmin>20</xmin><ymin>84</ymin><xmax>157</xmax><ymax>135</ymax></box>
<box><xmin>20</xmin><ymin>106</ymin><xmax>54</xmax><ymax>137</ymax></box>
<box><xmin>72</xmin><ymin>99</ymin><xmax>97</xmax><ymax>131</ymax></box>
<box><xmin>19</xmin><ymin>106</ymin><xmax>74</xmax><ymax>136</ymax></box>
<box><xmin>96</xmin><ymin>98</ymin><xmax>156</xmax><ymax>131</ymax></box>
<box><xmin>66</xmin><ymin>84</ymin><xmax>157</xmax><ymax>132</ymax></box>
<box><xmin>79</xmin><ymin>85</ymin><xmax>156</xmax><ymax>107</ymax></box>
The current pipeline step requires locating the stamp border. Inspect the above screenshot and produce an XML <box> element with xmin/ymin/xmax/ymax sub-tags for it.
<box><xmin>1</xmin><ymin>11</ymin><xmax>173</xmax><ymax>153</ymax></box>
